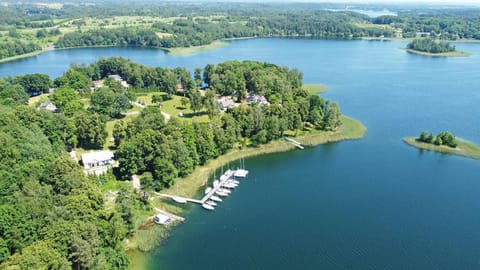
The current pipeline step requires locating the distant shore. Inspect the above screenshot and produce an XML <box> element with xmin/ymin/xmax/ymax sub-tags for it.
<box><xmin>403</xmin><ymin>48</ymin><xmax>471</xmax><ymax>57</ymax></box>
<box><xmin>403</xmin><ymin>137</ymin><xmax>480</xmax><ymax>160</ymax></box>
<box><xmin>127</xmin><ymin>115</ymin><xmax>366</xmax><ymax>269</ymax></box>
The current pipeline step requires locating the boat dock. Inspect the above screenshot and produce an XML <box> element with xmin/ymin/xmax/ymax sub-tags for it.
<box><xmin>159</xmin><ymin>169</ymin><xmax>245</xmax><ymax>206</ymax></box>
<box><xmin>285</xmin><ymin>137</ymin><xmax>304</xmax><ymax>149</ymax></box>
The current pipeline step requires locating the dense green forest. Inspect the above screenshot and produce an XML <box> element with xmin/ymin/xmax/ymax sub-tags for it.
<box><xmin>1</xmin><ymin>2</ymin><xmax>480</xmax><ymax>59</ymax></box>
<box><xmin>0</xmin><ymin>57</ymin><xmax>342</xmax><ymax>268</ymax></box>
<box><xmin>407</xmin><ymin>38</ymin><xmax>456</xmax><ymax>53</ymax></box>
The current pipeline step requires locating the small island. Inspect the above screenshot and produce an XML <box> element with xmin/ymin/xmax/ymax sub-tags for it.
<box><xmin>405</xmin><ymin>38</ymin><xmax>471</xmax><ymax>57</ymax></box>
<box><xmin>404</xmin><ymin>131</ymin><xmax>480</xmax><ymax>159</ymax></box>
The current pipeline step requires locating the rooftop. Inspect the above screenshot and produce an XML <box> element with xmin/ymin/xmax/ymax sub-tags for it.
<box><xmin>81</xmin><ymin>150</ymin><xmax>114</xmax><ymax>165</ymax></box>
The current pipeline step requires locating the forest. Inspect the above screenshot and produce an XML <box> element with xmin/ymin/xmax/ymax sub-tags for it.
<box><xmin>0</xmin><ymin>57</ymin><xmax>342</xmax><ymax>268</ymax></box>
<box><xmin>1</xmin><ymin>2</ymin><xmax>480</xmax><ymax>59</ymax></box>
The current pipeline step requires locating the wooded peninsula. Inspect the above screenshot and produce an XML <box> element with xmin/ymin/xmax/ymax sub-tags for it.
<box><xmin>0</xmin><ymin>56</ymin><xmax>365</xmax><ymax>269</ymax></box>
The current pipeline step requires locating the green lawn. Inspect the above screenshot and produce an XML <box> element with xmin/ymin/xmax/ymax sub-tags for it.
<box><xmin>136</xmin><ymin>92</ymin><xmax>210</xmax><ymax>123</ymax></box>
<box><xmin>404</xmin><ymin>137</ymin><xmax>480</xmax><ymax>159</ymax></box>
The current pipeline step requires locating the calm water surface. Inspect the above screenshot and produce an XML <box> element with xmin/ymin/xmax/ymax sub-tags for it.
<box><xmin>2</xmin><ymin>39</ymin><xmax>480</xmax><ymax>269</ymax></box>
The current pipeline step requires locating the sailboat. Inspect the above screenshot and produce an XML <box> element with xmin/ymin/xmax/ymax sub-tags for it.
<box><xmin>202</xmin><ymin>203</ymin><xmax>215</xmax><ymax>210</ymax></box>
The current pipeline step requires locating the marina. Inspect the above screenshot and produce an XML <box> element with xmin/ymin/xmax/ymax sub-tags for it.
<box><xmin>159</xmin><ymin>168</ymin><xmax>249</xmax><ymax>211</ymax></box>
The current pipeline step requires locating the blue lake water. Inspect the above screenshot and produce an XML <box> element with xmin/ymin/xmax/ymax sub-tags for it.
<box><xmin>1</xmin><ymin>39</ymin><xmax>480</xmax><ymax>269</ymax></box>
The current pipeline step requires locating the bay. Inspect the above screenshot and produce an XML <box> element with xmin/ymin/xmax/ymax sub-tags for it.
<box><xmin>1</xmin><ymin>39</ymin><xmax>480</xmax><ymax>269</ymax></box>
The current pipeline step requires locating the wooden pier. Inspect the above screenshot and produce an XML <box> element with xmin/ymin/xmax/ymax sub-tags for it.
<box><xmin>284</xmin><ymin>137</ymin><xmax>304</xmax><ymax>149</ymax></box>
<box><xmin>159</xmin><ymin>169</ymin><xmax>239</xmax><ymax>205</ymax></box>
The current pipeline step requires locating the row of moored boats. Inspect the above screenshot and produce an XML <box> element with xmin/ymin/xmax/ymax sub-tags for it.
<box><xmin>202</xmin><ymin>177</ymin><xmax>240</xmax><ymax>210</ymax></box>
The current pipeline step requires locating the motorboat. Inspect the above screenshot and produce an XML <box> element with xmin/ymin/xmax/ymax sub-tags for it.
<box><xmin>223</xmin><ymin>183</ymin><xmax>237</xmax><ymax>189</ymax></box>
<box><xmin>213</xmin><ymin>180</ymin><xmax>220</xmax><ymax>187</ymax></box>
<box><xmin>210</xmin><ymin>196</ymin><xmax>223</xmax><ymax>202</ymax></box>
<box><xmin>206</xmin><ymin>200</ymin><xmax>217</xmax><ymax>206</ymax></box>
<box><xmin>202</xmin><ymin>203</ymin><xmax>215</xmax><ymax>210</ymax></box>
<box><xmin>216</xmin><ymin>190</ymin><xmax>228</xmax><ymax>197</ymax></box>
<box><xmin>204</xmin><ymin>187</ymin><xmax>212</xmax><ymax>195</ymax></box>
<box><xmin>218</xmin><ymin>188</ymin><xmax>231</xmax><ymax>194</ymax></box>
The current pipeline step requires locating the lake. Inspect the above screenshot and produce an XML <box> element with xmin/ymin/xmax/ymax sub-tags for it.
<box><xmin>1</xmin><ymin>39</ymin><xmax>480</xmax><ymax>269</ymax></box>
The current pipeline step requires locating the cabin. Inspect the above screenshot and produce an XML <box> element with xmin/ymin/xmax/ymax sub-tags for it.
<box><xmin>37</xmin><ymin>100</ymin><xmax>58</xmax><ymax>112</ymax></box>
<box><xmin>217</xmin><ymin>96</ymin><xmax>238</xmax><ymax>111</ymax></box>
<box><xmin>153</xmin><ymin>213</ymin><xmax>172</xmax><ymax>225</ymax></box>
<box><xmin>81</xmin><ymin>150</ymin><xmax>114</xmax><ymax>175</ymax></box>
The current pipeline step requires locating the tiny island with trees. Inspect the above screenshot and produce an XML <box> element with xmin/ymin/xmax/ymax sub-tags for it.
<box><xmin>405</xmin><ymin>38</ymin><xmax>471</xmax><ymax>57</ymax></box>
<box><xmin>404</xmin><ymin>131</ymin><xmax>480</xmax><ymax>159</ymax></box>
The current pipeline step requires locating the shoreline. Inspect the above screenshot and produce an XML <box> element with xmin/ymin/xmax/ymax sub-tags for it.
<box><xmin>403</xmin><ymin>137</ymin><xmax>480</xmax><ymax>160</ymax></box>
<box><xmin>402</xmin><ymin>48</ymin><xmax>472</xmax><ymax>57</ymax></box>
<box><xmin>127</xmin><ymin>115</ymin><xmax>366</xmax><ymax>269</ymax></box>
<box><xmin>2</xmin><ymin>36</ymin><xmax>479</xmax><ymax>64</ymax></box>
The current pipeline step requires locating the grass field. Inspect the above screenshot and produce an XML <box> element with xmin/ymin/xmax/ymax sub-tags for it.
<box><xmin>404</xmin><ymin>137</ymin><xmax>480</xmax><ymax>160</ymax></box>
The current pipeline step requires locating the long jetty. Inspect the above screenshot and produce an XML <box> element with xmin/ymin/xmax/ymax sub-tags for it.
<box><xmin>159</xmin><ymin>169</ymin><xmax>240</xmax><ymax>205</ymax></box>
<box><xmin>284</xmin><ymin>137</ymin><xmax>304</xmax><ymax>149</ymax></box>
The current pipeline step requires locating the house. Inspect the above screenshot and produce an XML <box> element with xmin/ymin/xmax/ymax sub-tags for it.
<box><xmin>81</xmin><ymin>150</ymin><xmax>114</xmax><ymax>175</ymax></box>
<box><xmin>217</xmin><ymin>96</ymin><xmax>238</xmax><ymax>111</ymax></box>
<box><xmin>153</xmin><ymin>213</ymin><xmax>172</xmax><ymax>225</ymax></box>
<box><xmin>108</xmin><ymin>75</ymin><xmax>129</xmax><ymax>88</ymax></box>
<box><xmin>91</xmin><ymin>80</ymin><xmax>104</xmax><ymax>92</ymax></box>
<box><xmin>37</xmin><ymin>100</ymin><xmax>58</xmax><ymax>112</ymax></box>
<box><xmin>247</xmin><ymin>93</ymin><xmax>270</xmax><ymax>107</ymax></box>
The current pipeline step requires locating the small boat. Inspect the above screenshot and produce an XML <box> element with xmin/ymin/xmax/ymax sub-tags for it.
<box><xmin>206</xmin><ymin>200</ymin><xmax>217</xmax><ymax>206</ymax></box>
<box><xmin>216</xmin><ymin>190</ymin><xmax>228</xmax><ymax>197</ymax></box>
<box><xmin>210</xmin><ymin>196</ymin><xmax>223</xmax><ymax>202</ymax></box>
<box><xmin>213</xmin><ymin>180</ymin><xmax>220</xmax><ymax>188</ymax></box>
<box><xmin>231</xmin><ymin>180</ymin><xmax>240</xmax><ymax>184</ymax></box>
<box><xmin>223</xmin><ymin>183</ymin><xmax>237</xmax><ymax>189</ymax></box>
<box><xmin>204</xmin><ymin>187</ymin><xmax>212</xmax><ymax>195</ymax></box>
<box><xmin>226</xmin><ymin>180</ymin><xmax>239</xmax><ymax>186</ymax></box>
<box><xmin>202</xmin><ymin>203</ymin><xmax>215</xmax><ymax>210</ymax></box>
<box><xmin>172</xmin><ymin>196</ymin><xmax>187</xmax><ymax>204</ymax></box>
<box><xmin>218</xmin><ymin>188</ymin><xmax>231</xmax><ymax>194</ymax></box>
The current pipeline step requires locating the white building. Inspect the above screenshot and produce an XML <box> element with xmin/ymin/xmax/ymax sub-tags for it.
<box><xmin>38</xmin><ymin>100</ymin><xmax>58</xmax><ymax>112</ymax></box>
<box><xmin>81</xmin><ymin>150</ymin><xmax>114</xmax><ymax>175</ymax></box>
<box><xmin>247</xmin><ymin>93</ymin><xmax>269</xmax><ymax>106</ymax></box>
<box><xmin>153</xmin><ymin>213</ymin><xmax>172</xmax><ymax>225</ymax></box>
<box><xmin>217</xmin><ymin>96</ymin><xmax>239</xmax><ymax>111</ymax></box>
<box><xmin>108</xmin><ymin>74</ymin><xmax>130</xmax><ymax>88</ymax></box>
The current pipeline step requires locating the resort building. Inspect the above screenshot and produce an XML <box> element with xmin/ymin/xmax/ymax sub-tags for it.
<box><xmin>81</xmin><ymin>150</ymin><xmax>114</xmax><ymax>175</ymax></box>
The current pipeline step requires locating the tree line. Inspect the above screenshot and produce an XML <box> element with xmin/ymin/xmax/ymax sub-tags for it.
<box><xmin>418</xmin><ymin>131</ymin><xmax>457</xmax><ymax>148</ymax></box>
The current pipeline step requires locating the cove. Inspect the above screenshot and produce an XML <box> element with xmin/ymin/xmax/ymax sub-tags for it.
<box><xmin>2</xmin><ymin>39</ymin><xmax>480</xmax><ymax>269</ymax></box>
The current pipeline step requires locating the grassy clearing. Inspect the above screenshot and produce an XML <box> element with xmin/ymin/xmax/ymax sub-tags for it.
<box><xmin>28</xmin><ymin>94</ymin><xmax>49</xmax><ymax>107</ymax></box>
<box><xmin>128</xmin><ymin>115</ymin><xmax>366</xmax><ymax>255</ymax></box>
<box><xmin>303</xmin><ymin>84</ymin><xmax>327</xmax><ymax>94</ymax></box>
<box><xmin>404</xmin><ymin>137</ymin><xmax>480</xmax><ymax>160</ymax></box>
<box><xmin>165</xmin><ymin>41</ymin><xmax>229</xmax><ymax>56</ymax></box>
<box><xmin>136</xmin><ymin>92</ymin><xmax>210</xmax><ymax>123</ymax></box>
<box><xmin>403</xmin><ymin>48</ymin><xmax>471</xmax><ymax>57</ymax></box>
